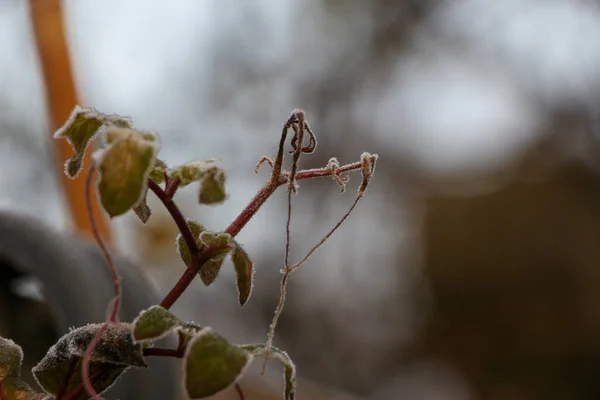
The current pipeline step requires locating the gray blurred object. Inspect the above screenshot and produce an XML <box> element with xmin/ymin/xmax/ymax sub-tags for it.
<box><xmin>0</xmin><ymin>211</ymin><xmax>177</xmax><ymax>399</ymax></box>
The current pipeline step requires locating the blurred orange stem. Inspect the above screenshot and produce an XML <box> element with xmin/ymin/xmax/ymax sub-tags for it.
<box><xmin>29</xmin><ymin>0</ymin><xmax>111</xmax><ymax>242</ymax></box>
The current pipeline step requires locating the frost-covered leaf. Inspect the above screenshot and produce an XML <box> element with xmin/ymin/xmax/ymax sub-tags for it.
<box><xmin>53</xmin><ymin>106</ymin><xmax>104</xmax><ymax>178</ymax></box>
<box><xmin>240</xmin><ymin>344</ymin><xmax>296</xmax><ymax>400</ymax></box>
<box><xmin>177</xmin><ymin>322</ymin><xmax>204</xmax><ymax>349</ymax></box>
<box><xmin>199</xmin><ymin>167</ymin><xmax>227</xmax><ymax>206</ymax></box>
<box><xmin>167</xmin><ymin>159</ymin><xmax>221</xmax><ymax>188</ymax></box>
<box><xmin>184</xmin><ymin>328</ymin><xmax>251</xmax><ymax>399</ymax></box>
<box><xmin>32</xmin><ymin>323</ymin><xmax>146</xmax><ymax>399</ymax></box>
<box><xmin>176</xmin><ymin>220</ymin><xmax>207</xmax><ymax>267</ymax></box>
<box><xmin>198</xmin><ymin>255</ymin><xmax>226</xmax><ymax>286</ymax></box>
<box><xmin>149</xmin><ymin>158</ymin><xmax>168</xmax><ymax>184</ymax></box>
<box><xmin>53</xmin><ymin>106</ymin><xmax>133</xmax><ymax>178</ymax></box>
<box><xmin>231</xmin><ymin>243</ymin><xmax>254</xmax><ymax>306</ymax></box>
<box><xmin>133</xmin><ymin>158</ymin><xmax>168</xmax><ymax>223</ymax></box>
<box><xmin>0</xmin><ymin>337</ymin><xmax>22</xmax><ymax>382</ymax></box>
<box><xmin>93</xmin><ymin>127</ymin><xmax>160</xmax><ymax>218</ymax></box>
<box><xmin>197</xmin><ymin>232</ymin><xmax>233</xmax><ymax>286</ymax></box>
<box><xmin>133</xmin><ymin>191</ymin><xmax>152</xmax><ymax>223</ymax></box>
<box><xmin>1</xmin><ymin>376</ymin><xmax>40</xmax><ymax>400</ymax></box>
<box><xmin>199</xmin><ymin>231</ymin><xmax>231</xmax><ymax>250</ymax></box>
<box><xmin>132</xmin><ymin>306</ymin><xmax>181</xmax><ymax>343</ymax></box>
<box><xmin>175</xmin><ymin>222</ymin><xmax>232</xmax><ymax>285</ymax></box>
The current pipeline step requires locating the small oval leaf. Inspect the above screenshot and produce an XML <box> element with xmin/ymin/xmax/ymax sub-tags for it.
<box><xmin>53</xmin><ymin>106</ymin><xmax>104</xmax><ymax>178</ymax></box>
<box><xmin>149</xmin><ymin>159</ymin><xmax>168</xmax><ymax>184</ymax></box>
<box><xmin>198</xmin><ymin>167</ymin><xmax>227</xmax><ymax>206</ymax></box>
<box><xmin>132</xmin><ymin>306</ymin><xmax>181</xmax><ymax>343</ymax></box>
<box><xmin>0</xmin><ymin>337</ymin><xmax>23</xmax><ymax>381</ymax></box>
<box><xmin>184</xmin><ymin>328</ymin><xmax>251</xmax><ymax>399</ymax></box>
<box><xmin>168</xmin><ymin>159</ymin><xmax>220</xmax><ymax>187</ymax></box>
<box><xmin>199</xmin><ymin>255</ymin><xmax>226</xmax><ymax>286</ymax></box>
<box><xmin>197</xmin><ymin>232</ymin><xmax>233</xmax><ymax>286</ymax></box>
<box><xmin>176</xmin><ymin>220</ymin><xmax>207</xmax><ymax>267</ymax></box>
<box><xmin>133</xmin><ymin>191</ymin><xmax>152</xmax><ymax>224</ymax></box>
<box><xmin>93</xmin><ymin>128</ymin><xmax>160</xmax><ymax>218</ymax></box>
<box><xmin>231</xmin><ymin>243</ymin><xmax>254</xmax><ymax>306</ymax></box>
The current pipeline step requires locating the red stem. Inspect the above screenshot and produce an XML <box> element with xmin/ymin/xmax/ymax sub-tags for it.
<box><xmin>143</xmin><ymin>347</ymin><xmax>184</xmax><ymax>358</ymax></box>
<box><xmin>149</xmin><ymin>160</ymin><xmax>365</xmax><ymax>311</ymax></box>
<box><xmin>147</xmin><ymin>179</ymin><xmax>198</xmax><ymax>258</ymax></box>
<box><xmin>224</xmin><ymin>181</ymin><xmax>279</xmax><ymax>237</ymax></box>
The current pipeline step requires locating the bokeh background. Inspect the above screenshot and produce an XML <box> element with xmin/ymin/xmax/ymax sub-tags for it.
<box><xmin>2</xmin><ymin>0</ymin><xmax>600</xmax><ymax>399</ymax></box>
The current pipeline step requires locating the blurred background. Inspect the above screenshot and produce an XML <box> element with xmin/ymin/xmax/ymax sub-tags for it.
<box><xmin>2</xmin><ymin>0</ymin><xmax>600</xmax><ymax>399</ymax></box>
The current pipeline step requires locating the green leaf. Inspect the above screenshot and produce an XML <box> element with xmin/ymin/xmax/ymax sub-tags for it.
<box><xmin>0</xmin><ymin>337</ymin><xmax>23</xmax><ymax>381</ymax></box>
<box><xmin>177</xmin><ymin>322</ymin><xmax>204</xmax><ymax>349</ymax></box>
<box><xmin>199</xmin><ymin>231</ymin><xmax>231</xmax><ymax>249</ymax></box>
<box><xmin>53</xmin><ymin>106</ymin><xmax>133</xmax><ymax>178</ymax></box>
<box><xmin>1</xmin><ymin>376</ymin><xmax>40</xmax><ymax>400</ymax></box>
<box><xmin>184</xmin><ymin>328</ymin><xmax>251</xmax><ymax>399</ymax></box>
<box><xmin>132</xmin><ymin>306</ymin><xmax>181</xmax><ymax>343</ymax></box>
<box><xmin>149</xmin><ymin>158</ymin><xmax>168</xmax><ymax>184</ymax></box>
<box><xmin>167</xmin><ymin>159</ymin><xmax>221</xmax><ymax>187</ymax></box>
<box><xmin>93</xmin><ymin>127</ymin><xmax>160</xmax><ymax>218</ymax></box>
<box><xmin>175</xmin><ymin>222</ymin><xmax>232</xmax><ymax>285</ymax></box>
<box><xmin>199</xmin><ymin>167</ymin><xmax>227</xmax><ymax>205</ymax></box>
<box><xmin>198</xmin><ymin>255</ymin><xmax>226</xmax><ymax>286</ymax></box>
<box><xmin>132</xmin><ymin>191</ymin><xmax>152</xmax><ymax>224</ymax></box>
<box><xmin>239</xmin><ymin>344</ymin><xmax>296</xmax><ymax>400</ymax></box>
<box><xmin>231</xmin><ymin>243</ymin><xmax>254</xmax><ymax>306</ymax></box>
<box><xmin>133</xmin><ymin>158</ymin><xmax>169</xmax><ymax>223</ymax></box>
<box><xmin>176</xmin><ymin>220</ymin><xmax>207</xmax><ymax>267</ymax></box>
<box><xmin>197</xmin><ymin>232</ymin><xmax>233</xmax><ymax>286</ymax></box>
<box><xmin>32</xmin><ymin>323</ymin><xmax>146</xmax><ymax>399</ymax></box>
<box><xmin>53</xmin><ymin>106</ymin><xmax>104</xmax><ymax>178</ymax></box>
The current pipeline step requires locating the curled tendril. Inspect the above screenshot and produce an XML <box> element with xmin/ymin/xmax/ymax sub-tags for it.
<box><xmin>326</xmin><ymin>157</ymin><xmax>350</xmax><ymax>193</ymax></box>
<box><xmin>289</xmin><ymin>120</ymin><xmax>317</xmax><ymax>155</ymax></box>
<box><xmin>254</xmin><ymin>156</ymin><xmax>274</xmax><ymax>174</ymax></box>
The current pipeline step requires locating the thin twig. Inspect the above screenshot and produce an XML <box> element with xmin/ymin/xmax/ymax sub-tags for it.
<box><xmin>287</xmin><ymin>154</ymin><xmax>377</xmax><ymax>274</ymax></box>
<box><xmin>81</xmin><ymin>164</ymin><xmax>122</xmax><ymax>400</ymax></box>
<box><xmin>287</xmin><ymin>196</ymin><xmax>362</xmax><ymax>274</ymax></box>
<box><xmin>85</xmin><ymin>166</ymin><xmax>120</xmax><ymax>321</ymax></box>
<box><xmin>284</xmin><ymin>187</ymin><xmax>294</xmax><ymax>269</ymax></box>
<box><xmin>262</xmin><ymin>272</ymin><xmax>290</xmax><ymax>374</ymax></box>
